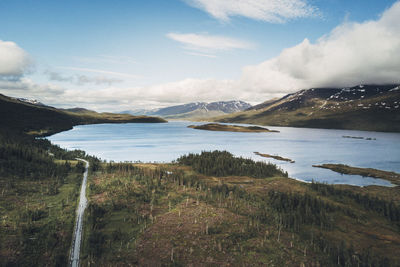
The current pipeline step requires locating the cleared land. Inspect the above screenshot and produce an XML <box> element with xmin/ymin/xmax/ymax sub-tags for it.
<box><xmin>80</xmin><ymin>152</ymin><xmax>400</xmax><ymax>266</ymax></box>
<box><xmin>188</xmin><ymin>123</ymin><xmax>279</xmax><ymax>133</ymax></box>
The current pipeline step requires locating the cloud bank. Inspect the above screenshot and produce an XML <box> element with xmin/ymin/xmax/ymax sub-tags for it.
<box><xmin>184</xmin><ymin>0</ymin><xmax>318</xmax><ymax>23</ymax></box>
<box><xmin>238</xmin><ymin>1</ymin><xmax>400</xmax><ymax>94</ymax></box>
<box><xmin>45</xmin><ymin>71</ymin><xmax>123</xmax><ymax>86</ymax></box>
<box><xmin>0</xmin><ymin>40</ymin><xmax>32</xmax><ymax>79</ymax></box>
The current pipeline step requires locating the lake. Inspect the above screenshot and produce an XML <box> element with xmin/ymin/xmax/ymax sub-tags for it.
<box><xmin>47</xmin><ymin>121</ymin><xmax>400</xmax><ymax>187</ymax></box>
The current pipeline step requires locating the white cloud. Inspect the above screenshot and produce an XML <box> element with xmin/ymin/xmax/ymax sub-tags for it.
<box><xmin>75</xmin><ymin>75</ymin><xmax>122</xmax><ymax>86</ymax></box>
<box><xmin>57</xmin><ymin>66</ymin><xmax>140</xmax><ymax>79</ymax></box>
<box><xmin>0</xmin><ymin>78</ymin><xmax>64</xmax><ymax>100</ymax></box>
<box><xmin>167</xmin><ymin>33</ymin><xmax>254</xmax><ymax>55</ymax></box>
<box><xmin>184</xmin><ymin>0</ymin><xmax>318</xmax><ymax>23</ymax></box>
<box><xmin>185</xmin><ymin>51</ymin><xmax>217</xmax><ymax>58</ymax></box>
<box><xmin>59</xmin><ymin>79</ymin><xmax>237</xmax><ymax>110</ymax></box>
<box><xmin>237</xmin><ymin>1</ymin><xmax>400</xmax><ymax>94</ymax></box>
<box><xmin>0</xmin><ymin>40</ymin><xmax>32</xmax><ymax>79</ymax></box>
<box><xmin>45</xmin><ymin>70</ymin><xmax>123</xmax><ymax>86</ymax></box>
<box><xmin>73</xmin><ymin>55</ymin><xmax>137</xmax><ymax>65</ymax></box>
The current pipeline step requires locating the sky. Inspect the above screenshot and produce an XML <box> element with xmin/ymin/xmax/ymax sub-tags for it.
<box><xmin>0</xmin><ymin>0</ymin><xmax>399</xmax><ymax>111</ymax></box>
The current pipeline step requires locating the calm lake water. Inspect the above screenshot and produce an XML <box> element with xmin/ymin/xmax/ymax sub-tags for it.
<box><xmin>47</xmin><ymin>121</ymin><xmax>400</xmax><ymax>187</ymax></box>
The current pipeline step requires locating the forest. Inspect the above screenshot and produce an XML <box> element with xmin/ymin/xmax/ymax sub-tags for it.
<box><xmin>0</xmin><ymin>129</ymin><xmax>100</xmax><ymax>266</ymax></box>
<box><xmin>177</xmin><ymin>150</ymin><xmax>288</xmax><ymax>178</ymax></box>
<box><xmin>80</xmin><ymin>153</ymin><xmax>399</xmax><ymax>266</ymax></box>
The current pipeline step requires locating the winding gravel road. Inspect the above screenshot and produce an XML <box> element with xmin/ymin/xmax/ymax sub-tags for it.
<box><xmin>69</xmin><ymin>159</ymin><xmax>89</xmax><ymax>267</ymax></box>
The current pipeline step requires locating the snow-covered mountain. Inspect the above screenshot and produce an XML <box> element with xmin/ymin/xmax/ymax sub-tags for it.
<box><xmin>15</xmin><ymin>97</ymin><xmax>46</xmax><ymax>107</ymax></box>
<box><xmin>219</xmin><ymin>84</ymin><xmax>400</xmax><ymax>132</ymax></box>
<box><xmin>123</xmin><ymin>100</ymin><xmax>252</xmax><ymax>119</ymax></box>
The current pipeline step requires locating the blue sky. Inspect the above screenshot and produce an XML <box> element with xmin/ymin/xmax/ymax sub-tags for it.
<box><xmin>0</xmin><ymin>0</ymin><xmax>399</xmax><ymax>111</ymax></box>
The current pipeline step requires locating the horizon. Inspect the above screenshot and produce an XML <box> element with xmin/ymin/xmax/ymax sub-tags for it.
<box><xmin>1</xmin><ymin>0</ymin><xmax>400</xmax><ymax>112</ymax></box>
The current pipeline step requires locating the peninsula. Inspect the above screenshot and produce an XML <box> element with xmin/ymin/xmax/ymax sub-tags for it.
<box><xmin>313</xmin><ymin>164</ymin><xmax>400</xmax><ymax>185</ymax></box>
<box><xmin>254</xmin><ymin>152</ymin><xmax>295</xmax><ymax>163</ymax></box>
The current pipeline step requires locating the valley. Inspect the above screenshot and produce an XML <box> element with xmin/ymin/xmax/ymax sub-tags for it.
<box><xmin>2</xmin><ymin>0</ymin><xmax>400</xmax><ymax>266</ymax></box>
<box><xmin>1</xmin><ymin>91</ymin><xmax>399</xmax><ymax>266</ymax></box>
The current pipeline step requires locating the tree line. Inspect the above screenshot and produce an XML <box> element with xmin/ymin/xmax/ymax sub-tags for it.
<box><xmin>177</xmin><ymin>150</ymin><xmax>288</xmax><ymax>178</ymax></box>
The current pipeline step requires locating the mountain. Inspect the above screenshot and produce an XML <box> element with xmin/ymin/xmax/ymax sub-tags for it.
<box><xmin>60</xmin><ymin>107</ymin><xmax>98</xmax><ymax>114</ymax></box>
<box><xmin>217</xmin><ymin>84</ymin><xmax>400</xmax><ymax>132</ymax></box>
<box><xmin>0</xmin><ymin>93</ymin><xmax>166</xmax><ymax>136</ymax></box>
<box><xmin>124</xmin><ymin>100</ymin><xmax>252</xmax><ymax>119</ymax></box>
<box><xmin>14</xmin><ymin>97</ymin><xmax>47</xmax><ymax>107</ymax></box>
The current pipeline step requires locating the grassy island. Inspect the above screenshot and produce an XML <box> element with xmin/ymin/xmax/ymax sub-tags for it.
<box><xmin>313</xmin><ymin>164</ymin><xmax>400</xmax><ymax>185</ymax></box>
<box><xmin>254</xmin><ymin>152</ymin><xmax>295</xmax><ymax>163</ymax></box>
<box><xmin>188</xmin><ymin>123</ymin><xmax>279</xmax><ymax>133</ymax></box>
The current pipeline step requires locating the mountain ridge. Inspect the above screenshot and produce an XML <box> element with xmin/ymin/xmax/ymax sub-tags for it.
<box><xmin>123</xmin><ymin>100</ymin><xmax>252</xmax><ymax>119</ymax></box>
<box><xmin>216</xmin><ymin>84</ymin><xmax>400</xmax><ymax>132</ymax></box>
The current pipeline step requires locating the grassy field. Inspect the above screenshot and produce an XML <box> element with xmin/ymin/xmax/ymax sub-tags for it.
<box><xmin>81</xmin><ymin>155</ymin><xmax>400</xmax><ymax>266</ymax></box>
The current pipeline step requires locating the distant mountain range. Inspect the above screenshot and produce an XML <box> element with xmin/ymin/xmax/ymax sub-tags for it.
<box><xmin>3</xmin><ymin>84</ymin><xmax>400</xmax><ymax>133</ymax></box>
<box><xmin>122</xmin><ymin>100</ymin><xmax>252</xmax><ymax>119</ymax></box>
<box><xmin>217</xmin><ymin>84</ymin><xmax>400</xmax><ymax>132</ymax></box>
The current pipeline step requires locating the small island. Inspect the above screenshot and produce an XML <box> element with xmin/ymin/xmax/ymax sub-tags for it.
<box><xmin>342</xmin><ymin>135</ymin><xmax>376</xmax><ymax>140</ymax></box>
<box><xmin>254</xmin><ymin>152</ymin><xmax>295</xmax><ymax>163</ymax></box>
<box><xmin>188</xmin><ymin>123</ymin><xmax>279</xmax><ymax>133</ymax></box>
<box><xmin>313</xmin><ymin>164</ymin><xmax>400</xmax><ymax>185</ymax></box>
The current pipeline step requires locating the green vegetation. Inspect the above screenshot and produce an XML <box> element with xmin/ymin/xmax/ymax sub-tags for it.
<box><xmin>254</xmin><ymin>151</ymin><xmax>295</xmax><ymax>163</ymax></box>
<box><xmin>0</xmin><ymin>93</ymin><xmax>166</xmax><ymax>137</ymax></box>
<box><xmin>177</xmin><ymin>150</ymin><xmax>287</xmax><ymax>178</ymax></box>
<box><xmin>1</xmin><ymin>90</ymin><xmax>399</xmax><ymax>266</ymax></box>
<box><xmin>313</xmin><ymin>164</ymin><xmax>400</xmax><ymax>185</ymax></box>
<box><xmin>188</xmin><ymin>123</ymin><xmax>279</xmax><ymax>132</ymax></box>
<box><xmin>0</xmin><ymin>130</ymin><xmax>101</xmax><ymax>266</ymax></box>
<box><xmin>81</xmin><ymin>152</ymin><xmax>400</xmax><ymax>266</ymax></box>
<box><xmin>0</xmin><ymin>92</ymin><xmax>166</xmax><ymax>266</ymax></box>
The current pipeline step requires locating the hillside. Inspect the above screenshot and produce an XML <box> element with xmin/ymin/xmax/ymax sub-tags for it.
<box><xmin>0</xmin><ymin>94</ymin><xmax>166</xmax><ymax>136</ymax></box>
<box><xmin>124</xmin><ymin>100</ymin><xmax>252</xmax><ymax>119</ymax></box>
<box><xmin>217</xmin><ymin>85</ymin><xmax>400</xmax><ymax>132</ymax></box>
<box><xmin>80</xmin><ymin>152</ymin><xmax>400</xmax><ymax>266</ymax></box>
